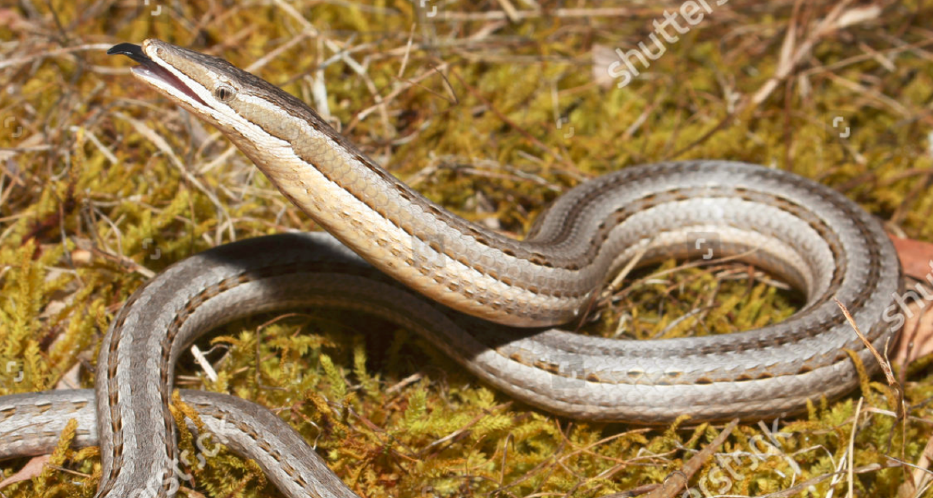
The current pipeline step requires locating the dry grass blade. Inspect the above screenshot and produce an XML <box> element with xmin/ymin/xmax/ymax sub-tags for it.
<box><xmin>834</xmin><ymin>297</ymin><xmax>905</xmax><ymax>422</ymax></box>
<box><xmin>751</xmin><ymin>0</ymin><xmax>881</xmax><ymax>105</ymax></box>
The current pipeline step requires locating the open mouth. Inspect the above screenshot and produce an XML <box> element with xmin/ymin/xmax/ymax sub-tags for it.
<box><xmin>108</xmin><ymin>43</ymin><xmax>207</xmax><ymax>107</ymax></box>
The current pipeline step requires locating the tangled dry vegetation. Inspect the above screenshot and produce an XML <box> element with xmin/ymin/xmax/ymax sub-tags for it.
<box><xmin>1</xmin><ymin>0</ymin><xmax>932</xmax><ymax>497</ymax></box>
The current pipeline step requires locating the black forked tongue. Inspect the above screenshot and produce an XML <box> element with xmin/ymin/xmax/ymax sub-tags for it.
<box><xmin>107</xmin><ymin>43</ymin><xmax>151</xmax><ymax>64</ymax></box>
<box><xmin>107</xmin><ymin>42</ymin><xmax>210</xmax><ymax>107</ymax></box>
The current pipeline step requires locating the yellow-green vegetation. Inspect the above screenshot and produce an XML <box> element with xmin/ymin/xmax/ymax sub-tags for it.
<box><xmin>1</xmin><ymin>0</ymin><xmax>932</xmax><ymax>497</ymax></box>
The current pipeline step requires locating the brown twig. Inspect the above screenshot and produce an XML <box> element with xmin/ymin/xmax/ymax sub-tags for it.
<box><xmin>834</xmin><ymin>297</ymin><xmax>906</xmax><ymax>421</ymax></box>
<box><xmin>638</xmin><ymin>419</ymin><xmax>739</xmax><ymax>498</ymax></box>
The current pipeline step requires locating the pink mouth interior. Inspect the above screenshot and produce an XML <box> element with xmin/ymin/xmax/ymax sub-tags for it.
<box><xmin>133</xmin><ymin>63</ymin><xmax>207</xmax><ymax>107</ymax></box>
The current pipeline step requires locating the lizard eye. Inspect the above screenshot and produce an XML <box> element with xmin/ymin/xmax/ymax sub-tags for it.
<box><xmin>214</xmin><ymin>84</ymin><xmax>236</xmax><ymax>102</ymax></box>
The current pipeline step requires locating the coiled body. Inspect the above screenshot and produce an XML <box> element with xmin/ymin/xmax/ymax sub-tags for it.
<box><xmin>0</xmin><ymin>40</ymin><xmax>902</xmax><ymax>498</ymax></box>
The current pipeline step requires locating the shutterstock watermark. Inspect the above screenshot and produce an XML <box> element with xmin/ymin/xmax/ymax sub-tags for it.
<box><xmin>687</xmin><ymin>231</ymin><xmax>722</xmax><ymax>260</ymax></box>
<box><xmin>607</xmin><ymin>0</ymin><xmax>730</xmax><ymax>88</ymax></box>
<box><xmin>548</xmin><ymin>353</ymin><xmax>588</xmax><ymax>391</ymax></box>
<box><xmin>681</xmin><ymin>419</ymin><xmax>801</xmax><ymax>497</ymax></box>
<box><xmin>3</xmin><ymin>116</ymin><xmax>23</xmax><ymax>137</ymax></box>
<box><xmin>882</xmin><ymin>259</ymin><xmax>933</xmax><ymax>331</ymax></box>
<box><xmin>2</xmin><ymin>360</ymin><xmax>24</xmax><ymax>388</ymax></box>
<box><xmin>414</xmin><ymin>0</ymin><xmax>438</xmax><ymax>18</ymax></box>
<box><xmin>126</xmin><ymin>417</ymin><xmax>227</xmax><ymax>498</ymax></box>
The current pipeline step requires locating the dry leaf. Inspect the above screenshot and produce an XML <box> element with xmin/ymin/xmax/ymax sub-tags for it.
<box><xmin>591</xmin><ymin>43</ymin><xmax>620</xmax><ymax>89</ymax></box>
<box><xmin>835</xmin><ymin>5</ymin><xmax>881</xmax><ymax>30</ymax></box>
<box><xmin>886</xmin><ymin>235</ymin><xmax>933</xmax><ymax>366</ymax></box>
<box><xmin>0</xmin><ymin>455</ymin><xmax>49</xmax><ymax>490</ymax></box>
<box><xmin>895</xmin><ymin>301</ymin><xmax>933</xmax><ymax>367</ymax></box>
<box><xmin>890</xmin><ymin>234</ymin><xmax>933</xmax><ymax>281</ymax></box>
